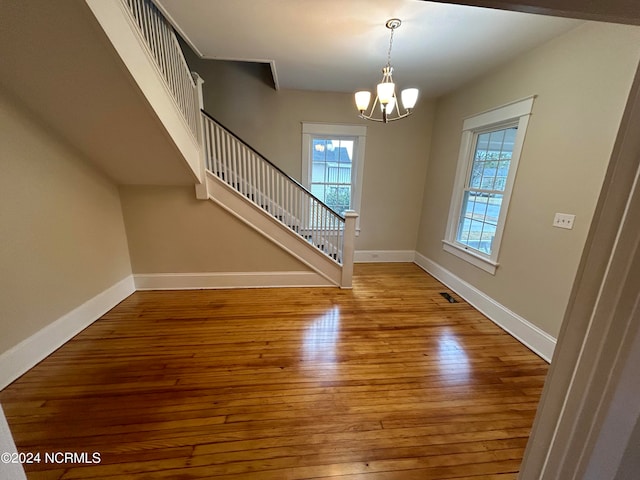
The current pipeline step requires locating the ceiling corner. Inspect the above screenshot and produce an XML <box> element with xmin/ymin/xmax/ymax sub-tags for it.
<box><xmin>268</xmin><ymin>60</ymin><xmax>280</xmax><ymax>91</ymax></box>
<box><xmin>152</xmin><ymin>0</ymin><xmax>204</xmax><ymax>57</ymax></box>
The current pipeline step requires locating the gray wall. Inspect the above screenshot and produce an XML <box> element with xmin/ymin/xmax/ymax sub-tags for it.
<box><xmin>119</xmin><ymin>186</ymin><xmax>311</xmax><ymax>273</ymax></box>
<box><xmin>183</xmin><ymin>52</ymin><xmax>435</xmax><ymax>252</ymax></box>
<box><xmin>416</xmin><ymin>22</ymin><xmax>640</xmax><ymax>337</ymax></box>
<box><xmin>0</xmin><ymin>89</ymin><xmax>132</xmax><ymax>355</ymax></box>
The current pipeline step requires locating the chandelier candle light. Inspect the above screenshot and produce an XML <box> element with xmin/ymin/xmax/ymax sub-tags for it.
<box><xmin>355</xmin><ymin>18</ymin><xmax>419</xmax><ymax>123</ymax></box>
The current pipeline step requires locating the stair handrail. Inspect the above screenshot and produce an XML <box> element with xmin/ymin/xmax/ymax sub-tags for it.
<box><xmin>201</xmin><ymin>110</ymin><xmax>345</xmax><ymax>221</ymax></box>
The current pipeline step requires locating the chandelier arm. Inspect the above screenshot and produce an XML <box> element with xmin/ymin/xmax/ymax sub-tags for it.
<box><xmin>358</xmin><ymin>115</ymin><xmax>385</xmax><ymax>123</ymax></box>
<box><xmin>369</xmin><ymin>95</ymin><xmax>381</xmax><ymax>118</ymax></box>
<box><xmin>359</xmin><ymin>111</ymin><xmax>413</xmax><ymax>122</ymax></box>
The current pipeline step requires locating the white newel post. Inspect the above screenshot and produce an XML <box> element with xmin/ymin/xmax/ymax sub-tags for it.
<box><xmin>193</xmin><ymin>72</ymin><xmax>209</xmax><ymax>200</ymax></box>
<box><xmin>341</xmin><ymin>210</ymin><xmax>359</xmax><ymax>288</ymax></box>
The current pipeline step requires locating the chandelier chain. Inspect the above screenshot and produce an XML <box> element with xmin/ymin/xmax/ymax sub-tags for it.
<box><xmin>386</xmin><ymin>27</ymin><xmax>395</xmax><ymax>68</ymax></box>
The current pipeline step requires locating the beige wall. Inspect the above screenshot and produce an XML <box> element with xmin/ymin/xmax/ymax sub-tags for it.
<box><xmin>416</xmin><ymin>22</ymin><xmax>640</xmax><ymax>337</ymax></box>
<box><xmin>119</xmin><ymin>186</ymin><xmax>310</xmax><ymax>273</ymax></box>
<box><xmin>184</xmin><ymin>52</ymin><xmax>435</xmax><ymax>251</ymax></box>
<box><xmin>0</xmin><ymin>89</ymin><xmax>132</xmax><ymax>355</ymax></box>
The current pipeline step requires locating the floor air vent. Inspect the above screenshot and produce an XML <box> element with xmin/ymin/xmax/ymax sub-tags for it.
<box><xmin>440</xmin><ymin>292</ymin><xmax>457</xmax><ymax>303</ymax></box>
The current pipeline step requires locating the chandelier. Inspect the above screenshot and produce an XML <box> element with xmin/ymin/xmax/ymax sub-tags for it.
<box><xmin>355</xmin><ymin>18</ymin><xmax>419</xmax><ymax>123</ymax></box>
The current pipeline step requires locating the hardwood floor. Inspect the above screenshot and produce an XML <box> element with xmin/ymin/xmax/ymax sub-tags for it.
<box><xmin>0</xmin><ymin>263</ymin><xmax>548</xmax><ymax>479</ymax></box>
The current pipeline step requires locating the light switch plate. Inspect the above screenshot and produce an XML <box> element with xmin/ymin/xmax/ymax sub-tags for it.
<box><xmin>553</xmin><ymin>213</ymin><xmax>575</xmax><ymax>229</ymax></box>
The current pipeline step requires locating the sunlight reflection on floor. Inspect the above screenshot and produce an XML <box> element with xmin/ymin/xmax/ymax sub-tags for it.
<box><xmin>438</xmin><ymin>329</ymin><xmax>470</xmax><ymax>384</ymax></box>
<box><xmin>303</xmin><ymin>306</ymin><xmax>341</xmax><ymax>368</ymax></box>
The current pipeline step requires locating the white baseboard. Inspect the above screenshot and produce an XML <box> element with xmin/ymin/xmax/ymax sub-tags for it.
<box><xmin>354</xmin><ymin>250</ymin><xmax>416</xmax><ymax>263</ymax></box>
<box><xmin>414</xmin><ymin>252</ymin><xmax>556</xmax><ymax>362</ymax></box>
<box><xmin>134</xmin><ymin>271</ymin><xmax>334</xmax><ymax>290</ymax></box>
<box><xmin>0</xmin><ymin>276</ymin><xmax>135</xmax><ymax>390</ymax></box>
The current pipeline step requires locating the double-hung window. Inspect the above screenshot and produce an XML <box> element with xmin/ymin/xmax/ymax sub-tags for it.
<box><xmin>302</xmin><ymin>123</ymin><xmax>366</xmax><ymax>230</ymax></box>
<box><xmin>443</xmin><ymin>96</ymin><xmax>535</xmax><ymax>274</ymax></box>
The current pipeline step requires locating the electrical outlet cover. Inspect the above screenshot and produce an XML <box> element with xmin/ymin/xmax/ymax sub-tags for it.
<box><xmin>553</xmin><ymin>213</ymin><xmax>575</xmax><ymax>229</ymax></box>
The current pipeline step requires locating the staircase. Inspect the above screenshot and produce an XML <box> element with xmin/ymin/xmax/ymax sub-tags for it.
<box><xmin>88</xmin><ymin>0</ymin><xmax>357</xmax><ymax>287</ymax></box>
<box><xmin>201</xmin><ymin>111</ymin><xmax>358</xmax><ymax>286</ymax></box>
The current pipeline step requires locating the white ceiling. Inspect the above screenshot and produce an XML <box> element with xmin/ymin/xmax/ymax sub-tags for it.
<box><xmin>155</xmin><ymin>0</ymin><xmax>582</xmax><ymax>98</ymax></box>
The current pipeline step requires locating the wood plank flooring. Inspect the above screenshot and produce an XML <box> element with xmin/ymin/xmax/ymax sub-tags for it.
<box><xmin>0</xmin><ymin>263</ymin><xmax>548</xmax><ymax>479</ymax></box>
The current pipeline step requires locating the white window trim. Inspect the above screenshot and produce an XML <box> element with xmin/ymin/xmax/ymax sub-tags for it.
<box><xmin>443</xmin><ymin>96</ymin><xmax>535</xmax><ymax>275</ymax></box>
<box><xmin>302</xmin><ymin>122</ymin><xmax>367</xmax><ymax>234</ymax></box>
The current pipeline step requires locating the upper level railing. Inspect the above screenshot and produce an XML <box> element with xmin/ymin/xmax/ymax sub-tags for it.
<box><xmin>201</xmin><ymin>111</ymin><xmax>347</xmax><ymax>265</ymax></box>
<box><xmin>121</xmin><ymin>0</ymin><xmax>199</xmax><ymax>139</ymax></box>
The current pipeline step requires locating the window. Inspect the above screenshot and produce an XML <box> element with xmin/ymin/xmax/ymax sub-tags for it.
<box><xmin>310</xmin><ymin>138</ymin><xmax>353</xmax><ymax>215</ymax></box>
<box><xmin>302</xmin><ymin>123</ymin><xmax>366</xmax><ymax>229</ymax></box>
<box><xmin>443</xmin><ymin>96</ymin><xmax>535</xmax><ymax>274</ymax></box>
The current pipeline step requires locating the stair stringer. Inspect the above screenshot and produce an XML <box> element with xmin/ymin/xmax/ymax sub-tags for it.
<box><xmin>206</xmin><ymin>172</ymin><xmax>342</xmax><ymax>287</ymax></box>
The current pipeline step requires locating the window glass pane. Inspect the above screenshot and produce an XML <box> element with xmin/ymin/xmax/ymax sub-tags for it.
<box><xmin>312</xmin><ymin>139</ymin><xmax>327</xmax><ymax>183</ymax></box>
<box><xmin>310</xmin><ymin>136</ymin><xmax>354</xmax><ymax>215</ymax></box>
<box><xmin>339</xmin><ymin>166</ymin><xmax>350</xmax><ymax>184</ymax></box>
<box><xmin>458</xmin><ymin>217</ymin><xmax>472</xmax><ymax>244</ymax></box>
<box><xmin>457</xmin><ymin>191</ymin><xmax>504</xmax><ymax>255</ymax></box>
<box><xmin>479</xmin><ymin>223</ymin><xmax>497</xmax><ymax>254</ymax></box>
<box><xmin>481</xmin><ymin>175</ymin><xmax>495</xmax><ymax>190</ymax></box>
<box><xmin>503</xmin><ymin>127</ymin><xmax>517</xmax><ymax>155</ymax></box>
<box><xmin>457</xmin><ymin>191</ymin><xmax>474</xmax><ymax>244</ymax></box>
<box><xmin>327</xmin><ymin>165</ymin><xmax>338</xmax><ymax>183</ymax></box>
<box><xmin>471</xmin><ymin>193</ymin><xmax>489</xmax><ymax>219</ymax></box>
<box><xmin>311</xmin><ymin>163</ymin><xmax>325</xmax><ymax>183</ymax></box>
<box><xmin>462</xmin><ymin>191</ymin><xmax>475</xmax><ymax>218</ymax></box>
<box><xmin>495</xmin><ymin>160</ymin><xmax>510</xmax><ymax>191</ymax></box>
<box><xmin>476</xmin><ymin>132</ymin><xmax>490</xmax><ymax>158</ymax></box>
<box><xmin>325</xmin><ymin>185</ymin><xmax>351</xmax><ymax>216</ymax></box>
<box><xmin>310</xmin><ymin>184</ymin><xmax>324</xmax><ymax>200</ymax></box>
<box><xmin>336</xmin><ymin>140</ymin><xmax>353</xmax><ymax>165</ymax></box>
<box><xmin>470</xmin><ymin>127</ymin><xmax>517</xmax><ymax>194</ymax></box>
<box><xmin>486</xmin><ymin>194</ymin><xmax>503</xmax><ymax>224</ymax></box>
<box><xmin>489</xmin><ymin>129</ymin><xmax>506</xmax><ymax>161</ymax></box>
<box><xmin>470</xmin><ymin>161</ymin><xmax>483</xmax><ymax>189</ymax></box>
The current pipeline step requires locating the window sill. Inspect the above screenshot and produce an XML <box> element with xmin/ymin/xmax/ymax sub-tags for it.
<box><xmin>442</xmin><ymin>240</ymin><xmax>498</xmax><ymax>275</ymax></box>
